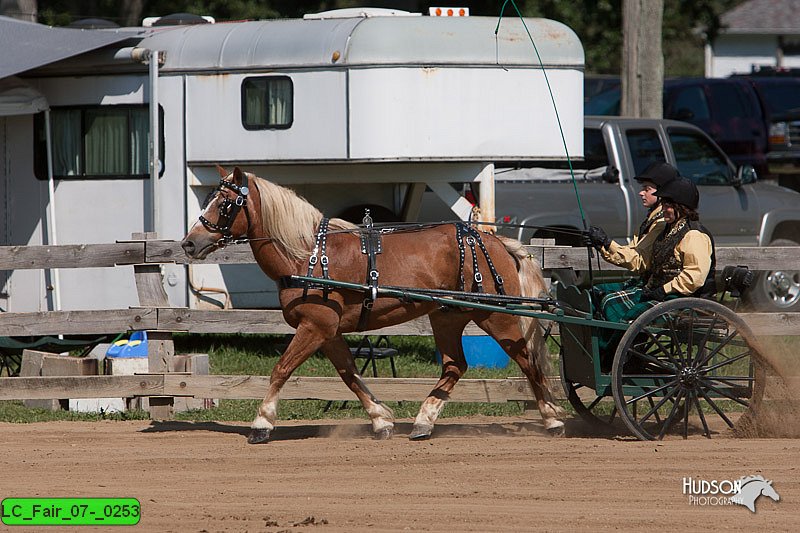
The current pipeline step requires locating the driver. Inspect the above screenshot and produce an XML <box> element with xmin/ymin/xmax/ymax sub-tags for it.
<box><xmin>586</xmin><ymin>161</ymin><xmax>678</xmax><ymax>268</ymax></box>
<box><xmin>599</xmin><ymin>177</ymin><xmax>717</xmax><ymax>323</ymax></box>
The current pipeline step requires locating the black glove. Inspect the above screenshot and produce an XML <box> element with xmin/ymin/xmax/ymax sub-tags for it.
<box><xmin>584</xmin><ymin>225</ymin><xmax>611</xmax><ymax>250</ymax></box>
<box><xmin>641</xmin><ymin>286</ymin><xmax>667</xmax><ymax>302</ymax></box>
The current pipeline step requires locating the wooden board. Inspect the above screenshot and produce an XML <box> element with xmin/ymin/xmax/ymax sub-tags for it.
<box><xmin>145</xmin><ymin>240</ymin><xmax>255</xmax><ymax>265</ymax></box>
<box><xmin>0</xmin><ymin>374</ymin><xmax>563</xmax><ymax>402</ymax></box>
<box><xmin>0</xmin><ymin>243</ymin><xmax>144</xmax><ymax>269</ymax></box>
<box><xmin>535</xmin><ymin>246</ymin><xmax>800</xmax><ymax>271</ymax></box>
<box><xmin>154</xmin><ymin>308</ymin><xmax>485</xmax><ymax>336</ymax></box>
<box><xmin>0</xmin><ymin>309</ymin><xmax>157</xmax><ymax>336</ymax></box>
<box><xmin>0</xmin><ymin>375</ymin><xmax>163</xmax><ymax>400</ymax></box>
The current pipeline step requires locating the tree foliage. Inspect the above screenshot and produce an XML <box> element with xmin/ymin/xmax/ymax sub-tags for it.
<box><xmin>34</xmin><ymin>0</ymin><xmax>747</xmax><ymax>76</ymax></box>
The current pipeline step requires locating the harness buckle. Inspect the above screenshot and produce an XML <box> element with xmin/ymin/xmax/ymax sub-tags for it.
<box><xmin>309</xmin><ymin>255</ymin><xmax>318</xmax><ymax>266</ymax></box>
<box><xmin>466</xmin><ymin>236</ymin><xmax>476</xmax><ymax>245</ymax></box>
<box><xmin>320</xmin><ymin>255</ymin><xmax>329</xmax><ymax>266</ymax></box>
<box><xmin>474</xmin><ymin>272</ymin><xmax>483</xmax><ymax>283</ymax></box>
<box><xmin>363</xmin><ymin>298</ymin><xmax>374</xmax><ymax>309</ymax></box>
<box><xmin>369</xmin><ymin>269</ymin><xmax>379</xmax><ymax>281</ymax></box>
<box><xmin>235</xmin><ymin>195</ymin><xmax>245</xmax><ymax>207</ymax></box>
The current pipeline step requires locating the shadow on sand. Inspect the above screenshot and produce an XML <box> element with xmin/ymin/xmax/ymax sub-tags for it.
<box><xmin>139</xmin><ymin>416</ymin><xmax>636</xmax><ymax>441</ymax></box>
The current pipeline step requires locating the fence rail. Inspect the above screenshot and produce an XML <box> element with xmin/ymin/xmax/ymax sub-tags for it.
<box><xmin>2</xmin><ymin>239</ymin><xmax>799</xmax><ymax>413</ymax></box>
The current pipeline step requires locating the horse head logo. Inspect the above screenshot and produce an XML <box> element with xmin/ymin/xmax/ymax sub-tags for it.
<box><xmin>732</xmin><ymin>475</ymin><xmax>780</xmax><ymax>513</ymax></box>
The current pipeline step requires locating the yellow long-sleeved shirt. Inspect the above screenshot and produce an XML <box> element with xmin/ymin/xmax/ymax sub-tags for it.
<box><xmin>601</xmin><ymin>218</ymin><xmax>713</xmax><ymax>296</ymax></box>
<box><xmin>601</xmin><ymin>206</ymin><xmax>665</xmax><ymax>267</ymax></box>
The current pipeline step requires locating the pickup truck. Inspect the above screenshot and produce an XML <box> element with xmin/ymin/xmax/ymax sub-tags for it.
<box><xmin>419</xmin><ymin>116</ymin><xmax>800</xmax><ymax>312</ymax></box>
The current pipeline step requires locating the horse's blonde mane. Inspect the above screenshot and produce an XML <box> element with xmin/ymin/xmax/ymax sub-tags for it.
<box><xmin>250</xmin><ymin>174</ymin><xmax>356</xmax><ymax>261</ymax></box>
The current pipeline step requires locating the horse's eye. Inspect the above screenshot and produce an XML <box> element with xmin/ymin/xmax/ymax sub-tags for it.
<box><xmin>202</xmin><ymin>190</ymin><xmax>216</xmax><ymax>209</ymax></box>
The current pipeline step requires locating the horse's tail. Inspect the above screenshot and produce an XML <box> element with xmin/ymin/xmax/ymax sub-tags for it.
<box><xmin>498</xmin><ymin>236</ymin><xmax>558</xmax><ymax>404</ymax></box>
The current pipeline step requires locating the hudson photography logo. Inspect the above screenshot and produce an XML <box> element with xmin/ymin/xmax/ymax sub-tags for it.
<box><xmin>682</xmin><ymin>475</ymin><xmax>780</xmax><ymax>512</ymax></box>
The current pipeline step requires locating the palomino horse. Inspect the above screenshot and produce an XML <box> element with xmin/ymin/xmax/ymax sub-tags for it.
<box><xmin>181</xmin><ymin>167</ymin><xmax>564</xmax><ymax>443</ymax></box>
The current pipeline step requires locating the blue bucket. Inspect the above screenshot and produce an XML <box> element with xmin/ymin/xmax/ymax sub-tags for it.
<box><xmin>106</xmin><ymin>331</ymin><xmax>148</xmax><ymax>358</ymax></box>
<box><xmin>436</xmin><ymin>336</ymin><xmax>509</xmax><ymax>369</ymax></box>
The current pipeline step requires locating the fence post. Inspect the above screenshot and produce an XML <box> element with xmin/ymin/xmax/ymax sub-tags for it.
<box><xmin>132</xmin><ymin>231</ymin><xmax>174</xmax><ymax>420</ymax></box>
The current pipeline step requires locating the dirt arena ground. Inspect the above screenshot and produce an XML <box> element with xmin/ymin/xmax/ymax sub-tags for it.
<box><xmin>1</xmin><ymin>416</ymin><xmax>797</xmax><ymax>533</ymax></box>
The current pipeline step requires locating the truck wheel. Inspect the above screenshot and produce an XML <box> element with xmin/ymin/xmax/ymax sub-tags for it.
<box><xmin>742</xmin><ymin>239</ymin><xmax>800</xmax><ymax>311</ymax></box>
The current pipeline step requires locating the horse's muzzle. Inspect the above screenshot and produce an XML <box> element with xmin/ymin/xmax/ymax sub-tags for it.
<box><xmin>180</xmin><ymin>238</ymin><xmax>197</xmax><ymax>258</ymax></box>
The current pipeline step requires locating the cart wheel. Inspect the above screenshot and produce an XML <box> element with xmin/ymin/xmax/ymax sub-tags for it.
<box><xmin>559</xmin><ymin>352</ymin><xmax>617</xmax><ymax>427</ymax></box>
<box><xmin>611</xmin><ymin>298</ymin><xmax>766</xmax><ymax>440</ymax></box>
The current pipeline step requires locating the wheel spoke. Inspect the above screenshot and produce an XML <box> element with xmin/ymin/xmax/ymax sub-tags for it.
<box><xmin>624</xmin><ymin>378</ymin><xmax>680</xmax><ymax>405</ymax></box>
<box><xmin>635</xmin><ymin>382</ymin><xmax>680</xmax><ymax>424</ymax></box>
<box><xmin>643</xmin><ymin>328</ymin><xmax>683</xmax><ymax>368</ymax></box>
<box><xmin>586</xmin><ymin>394</ymin><xmax>604</xmax><ymax>411</ymax></box>
<box><xmin>683</xmin><ymin>391</ymin><xmax>691</xmax><ymax>439</ymax></box>
<box><xmin>692</xmin><ymin>313</ymin><xmax>719</xmax><ymax>363</ymax></box>
<box><xmin>693</xmin><ymin>391</ymin><xmax>711</xmax><ymax>438</ymax></box>
<box><xmin>647</xmin><ymin>395</ymin><xmax>663</xmax><ymax>424</ymax></box>
<box><xmin>699</xmin><ymin>378</ymin><xmax>750</xmax><ymax>408</ymax></box>
<box><xmin>657</xmin><ymin>389</ymin><xmax>685</xmax><ymax>440</ymax></box>
<box><xmin>628</xmin><ymin>347</ymin><xmax>678</xmax><ymax>372</ymax></box>
<box><xmin>685</xmin><ymin>310</ymin><xmax>696</xmax><ymax>366</ymax></box>
<box><xmin>664</xmin><ymin>314</ymin><xmax>687</xmax><ymax>367</ymax></box>
<box><xmin>697</xmin><ymin>388</ymin><xmax>735</xmax><ymax>428</ymax></box>
<box><xmin>694</xmin><ymin>329</ymin><xmax>738</xmax><ymax>369</ymax></box>
<box><xmin>699</xmin><ymin>350</ymin><xmax>751</xmax><ymax>374</ymax></box>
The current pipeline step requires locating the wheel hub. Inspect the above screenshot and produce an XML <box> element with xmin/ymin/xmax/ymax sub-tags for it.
<box><xmin>766</xmin><ymin>270</ymin><xmax>800</xmax><ymax>307</ymax></box>
<box><xmin>680</xmin><ymin>367</ymin><xmax>699</xmax><ymax>388</ymax></box>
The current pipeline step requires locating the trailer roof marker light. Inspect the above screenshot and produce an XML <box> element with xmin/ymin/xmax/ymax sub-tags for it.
<box><xmin>429</xmin><ymin>7</ymin><xmax>469</xmax><ymax>16</ymax></box>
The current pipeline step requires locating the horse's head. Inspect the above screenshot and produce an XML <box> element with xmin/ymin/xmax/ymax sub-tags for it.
<box><xmin>181</xmin><ymin>166</ymin><xmax>252</xmax><ymax>259</ymax></box>
<box><xmin>761</xmin><ymin>480</ymin><xmax>780</xmax><ymax>502</ymax></box>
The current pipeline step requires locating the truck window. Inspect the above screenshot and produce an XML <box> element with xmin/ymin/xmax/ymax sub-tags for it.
<box><xmin>33</xmin><ymin>105</ymin><xmax>164</xmax><ymax>180</ymax></box>
<box><xmin>667</xmin><ymin>86</ymin><xmax>710</xmax><ymax>120</ymax></box>
<box><xmin>626</xmin><ymin>129</ymin><xmax>667</xmax><ymax>175</ymax></box>
<box><xmin>709</xmin><ymin>83</ymin><xmax>752</xmax><ymax>121</ymax></box>
<box><xmin>584</xmin><ymin>128</ymin><xmax>609</xmax><ymax>170</ymax></box>
<box><xmin>668</xmin><ymin>130</ymin><xmax>732</xmax><ymax>185</ymax></box>
<box><xmin>242</xmin><ymin>76</ymin><xmax>293</xmax><ymax>129</ymax></box>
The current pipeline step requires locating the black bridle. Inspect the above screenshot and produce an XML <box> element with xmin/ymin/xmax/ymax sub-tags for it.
<box><xmin>199</xmin><ymin>176</ymin><xmax>252</xmax><ymax>246</ymax></box>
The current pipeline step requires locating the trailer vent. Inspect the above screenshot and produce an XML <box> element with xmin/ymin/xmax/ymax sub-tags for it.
<box><xmin>143</xmin><ymin>13</ymin><xmax>214</xmax><ymax>27</ymax></box>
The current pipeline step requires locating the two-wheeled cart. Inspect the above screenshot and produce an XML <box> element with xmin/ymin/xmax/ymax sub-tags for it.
<box><xmin>291</xmin><ymin>274</ymin><xmax>766</xmax><ymax>441</ymax></box>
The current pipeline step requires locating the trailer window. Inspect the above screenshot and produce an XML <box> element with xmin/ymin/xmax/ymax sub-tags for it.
<box><xmin>33</xmin><ymin>105</ymin><xmax>164</xmax><ymax>180</ymax></box>
<box><xmin>242</xmin><ymin>76</ymin><xmax>293</xmax><ymax>129</ymax></box>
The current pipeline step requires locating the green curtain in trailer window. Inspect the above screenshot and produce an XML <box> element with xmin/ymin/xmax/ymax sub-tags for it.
<box><xmin>34</xmin><ymin>105</ymin><xmax>162</xmax><ymax>180</ymax></box>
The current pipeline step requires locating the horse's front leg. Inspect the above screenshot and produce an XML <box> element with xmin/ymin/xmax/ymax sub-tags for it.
<box><xmin>410</xmin><ymin>311</ymin><xmax>471</xmax><ymax>440</ymax></box>
<box><xmin>248</xmin><ymin>323</ymin><xmax>328</xmax><ymax>444</ymax></box>
<box><xmin>320</xmin><ymin>335</ymin><xmax>395</xmax><ymax>440</ymax></box>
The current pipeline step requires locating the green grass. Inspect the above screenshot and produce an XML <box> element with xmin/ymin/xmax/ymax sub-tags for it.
<box><xmin>0</xmin><ymin>334</ymin><xmax>561</xmax><ymax>423</ymax></box>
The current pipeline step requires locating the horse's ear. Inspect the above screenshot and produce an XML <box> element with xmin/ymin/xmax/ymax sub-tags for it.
<box><xmin>216</xmin><ymin>165</ymin><xmax>229</xmax><ymax>178</ymax></box>
<box><xmin>232</xmin><ymin>166</ymin><xmax>244</xmax><ymax>185</ymax></box>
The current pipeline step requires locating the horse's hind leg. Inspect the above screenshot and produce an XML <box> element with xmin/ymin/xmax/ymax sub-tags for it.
<box><xmin>320</xmin><ymin>335</ymin><xmax>395</xmax><ymax>439</ymax></box>
<box><xmin>249</xmin><ymin>323</ymin><xmax>327</xmax><ymax>444</ymax></box>
<box><xmin>410</xmin><ymin>311</ymin><xmax>471</xmax><ymax>440</ymax></box>
<box><xmin>476</xmin><ymin>313</ymin><xmax>565</xmax><ymax>436</ymax></box>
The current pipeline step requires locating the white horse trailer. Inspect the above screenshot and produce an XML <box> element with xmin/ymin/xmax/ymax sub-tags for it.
<box><xmin>0</xmin><ymin>10</ymin><xmax>583</xmax><ymax>311</ymax></box>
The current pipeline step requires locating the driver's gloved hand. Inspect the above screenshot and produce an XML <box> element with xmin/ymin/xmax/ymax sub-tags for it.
<box><xmin>641</xmin><ymin>286</ymin><xmax>667</xmax><ymax>302</ymax></box>
<box><xmin>584</xmin><ymin>225</ymin><xmax>611</xmax><ymax>251</ymax></box>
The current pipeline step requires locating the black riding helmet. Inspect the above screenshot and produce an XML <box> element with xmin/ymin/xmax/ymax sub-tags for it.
<box><xmin>654</xmin><ymin>177</ymin><xmax>699</xmax><ymax>210</ymax></box>
<box><xmin>634</xmin><ymin>161</ymin><xmax>679</xmax><ymax>188</ymax></box>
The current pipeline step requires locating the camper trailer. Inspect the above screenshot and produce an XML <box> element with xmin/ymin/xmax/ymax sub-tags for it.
<box><xmin>0</xmin><ymin>9</ymin><xmax>583</xmax><ymax>312</ymax></box>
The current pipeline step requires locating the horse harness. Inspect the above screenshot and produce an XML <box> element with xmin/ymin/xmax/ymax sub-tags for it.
<box><xmin>287</xmin><ymin>216</ymin><xmax>506</xmax><ymax>331</ymax></box>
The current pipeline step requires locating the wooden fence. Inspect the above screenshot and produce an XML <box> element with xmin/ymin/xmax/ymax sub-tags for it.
<box><xmin>2</xmin><ymin>236</ymin><xmax>799</xmax><ymax>418</ymax></box>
